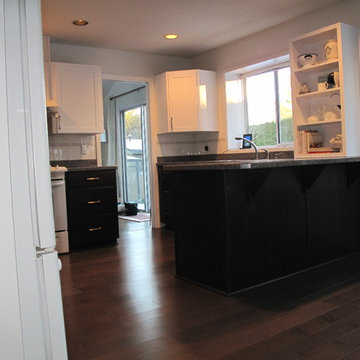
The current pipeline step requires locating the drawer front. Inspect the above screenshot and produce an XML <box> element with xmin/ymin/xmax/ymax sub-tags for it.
<box><xmin>69</xmin><ymin>214</ymin><xmax>119</xmax><ymax>249</ymax></box>
<box><xmin>66</xmin><ymin>170</ymin><xmax>116</xmax><ymax>187</ymax></box>
<box><xmin>67</xmin><ymin>187</ymin><xmax>117</xmax><ymax>217</ymax></box>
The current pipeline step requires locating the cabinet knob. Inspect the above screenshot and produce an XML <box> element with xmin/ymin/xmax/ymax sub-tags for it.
<box><xmin>86</xmin><ymin>177</ymin><xmax>100</xmax><ymax>181</ymax></box>
<box><xmin>88</xmin><ymin>226</ymin><xmax>102</xmax><ymax>232</ymax></box>
<box><xmin>88</xmin><ymin>200</ymin><xmax>101</xmax><ymax>204</ymax></box>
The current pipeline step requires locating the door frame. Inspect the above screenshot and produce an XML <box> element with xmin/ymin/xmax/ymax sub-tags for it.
<box><xmin>99</xmin><ymin>74</ymin><xmax>160</xmax><ymax>227</ymax></box>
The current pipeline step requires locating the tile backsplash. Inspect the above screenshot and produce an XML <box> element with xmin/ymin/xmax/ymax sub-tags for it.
<box><xmin>48</xmin><ymin>134</ymin><xmax>97</xmax><ymax>161</ymax></box>
<box><xmin>157</xmin><ymin>132</ymin><xmax>221</xmax><ymax>156</ymax></box>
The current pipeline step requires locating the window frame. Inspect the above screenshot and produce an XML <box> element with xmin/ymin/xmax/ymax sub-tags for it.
<box><xmin>225</xmin><ymin>55</ymin><xmax>293</xmax><ymax>150</ymax></box>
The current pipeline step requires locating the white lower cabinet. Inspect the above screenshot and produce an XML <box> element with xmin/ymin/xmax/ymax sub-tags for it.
<box><xmin>155</xmin><ymin>69</ymin><xmax>218</xmax><ymax>133</ymax></box>
<box><xmin>47</xmin><ymin>62</ymin><xmax>104</xmax><ymax>134</ymax></box>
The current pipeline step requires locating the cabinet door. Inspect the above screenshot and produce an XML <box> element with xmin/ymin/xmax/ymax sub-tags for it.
<box><xmin>52</xmin><ymin>63</ymin><xmax>104</xmax><ymax>134</ymax></box>
<box><xmin>168</xmin><ymin>71</ymin><xmax>198</xmax><ymax>131</ymax></box>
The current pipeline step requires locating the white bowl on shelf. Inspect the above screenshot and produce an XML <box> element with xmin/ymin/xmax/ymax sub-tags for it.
<box><xmin>297</xmin><ymin>53</ymin><xmax>319</xmax><ymax>67</ymax></box>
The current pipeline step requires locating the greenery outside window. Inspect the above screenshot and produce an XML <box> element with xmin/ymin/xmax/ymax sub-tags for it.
<box><xmin>226</xmin><ymin>56</ymin><xmax>293</xmax><ymax>149</ymax></box>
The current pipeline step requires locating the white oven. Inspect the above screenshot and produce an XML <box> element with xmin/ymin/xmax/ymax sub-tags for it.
<box><xmin>51</xmin><ymin>166</ymin><xmax>69</xmax><ymax>254</ymax></box>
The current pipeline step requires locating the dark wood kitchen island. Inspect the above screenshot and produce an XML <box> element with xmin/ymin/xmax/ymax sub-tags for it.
<box><xmin>163</xmin><ymin>158</ymin><xmax>360</xmax><ymax>295</ymax></box>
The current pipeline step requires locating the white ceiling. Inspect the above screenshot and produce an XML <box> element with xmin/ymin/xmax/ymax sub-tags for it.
<box><xmin>41</xmin><ymin>0</ymin><xmax>342</xmax><ymax>58</ymax></box>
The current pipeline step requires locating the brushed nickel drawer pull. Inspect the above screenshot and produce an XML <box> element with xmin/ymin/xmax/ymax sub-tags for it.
<box><xmin>88</xmin><ymin>226</ymin><xmax>102</xmax><ymax>232</ymax></box>
<box><xmin>86</xmin><ymin>177</ymin><xmax>100</xmax><ymax>181</ymax></box>
<box><xmin>88</xmin><ymin>200</ymin><xmax>101</xmax><ymax>204</ymax></box>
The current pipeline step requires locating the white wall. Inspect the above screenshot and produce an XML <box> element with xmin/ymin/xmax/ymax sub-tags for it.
<box><xmin>51</xmin><ymin>43</ymin><xmax>191</xmax><ymax>77</ymax></box>
<box><xmin>190</xmin><ymin>0</ymin><xmax>360</xmax><ymax>153</ymax></box>
<box><xmin>191</xmin><ymin>0</ymin><xmax>360</xmax><ymax>72</ymax></box>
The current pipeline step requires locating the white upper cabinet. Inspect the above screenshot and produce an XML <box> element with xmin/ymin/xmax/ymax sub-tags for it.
<box><xmin>290</xmin><ymin>23</ymin><xmax>360</xmax><ymax>158</ymax></box>
<box><xmin>47</xmin><ymin>62</ymin><xmax>104</xmax><ymax>134</ymax></box>
<box><xmin>156</xmin><ymin>69</ymin><xmax>218</xmax><ymax>133</ymax></box>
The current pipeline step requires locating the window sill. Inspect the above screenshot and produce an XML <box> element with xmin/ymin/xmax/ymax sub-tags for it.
<box><xmin>226</xmin><ymin>144</ymin><xmax>294</xmax><ymax>154</ymax></box>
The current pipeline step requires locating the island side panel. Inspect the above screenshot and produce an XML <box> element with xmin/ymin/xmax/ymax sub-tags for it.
<box><xmin>306</xmin><ymin>163</ymin><xmax>360</xmax><ymax>267</ymax></box>
<box><xmin>172</xmin><ymin>170</ymin><xmax>230</xmax><ymax>292</ymax></box>
<box><xmin>224</xmin><ymin>167</ymin><xmax>307</xmax><ymax>292</ymax></box>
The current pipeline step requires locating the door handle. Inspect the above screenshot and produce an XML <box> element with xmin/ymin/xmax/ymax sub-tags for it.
<box><xmin>171</xmin><ymin>117</ymin><xmax>173</xmax><ymax>130</ymax></box>
<box><xmin>88</xmin><ymin>226</ymin><xmax>102</xmax><ymax>232</ymax></box>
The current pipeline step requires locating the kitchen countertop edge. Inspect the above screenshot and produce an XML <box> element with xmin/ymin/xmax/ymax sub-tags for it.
<box><xmin>161</xmin><ymin>157</ymin><xmax>360</xmax><ymax>171</ymax></box>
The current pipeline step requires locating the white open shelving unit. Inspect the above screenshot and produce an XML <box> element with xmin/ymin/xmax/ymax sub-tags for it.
<box><xmin>290</xmin><ymin>23</ymin><xmax>360</xmax><ymax>158</ymax></box>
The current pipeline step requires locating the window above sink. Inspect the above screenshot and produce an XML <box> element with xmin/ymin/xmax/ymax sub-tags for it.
<box><xmin>225</xmin><ymin>55</ymin><xmax>294</xmax><ymax>151</ymax></box>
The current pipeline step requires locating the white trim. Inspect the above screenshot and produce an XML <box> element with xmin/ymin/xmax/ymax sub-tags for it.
<box><xmin>238</xmin><ymin>60</ymin><xmax>290</xmax><ymax>80</ymax></box>
<box><xmin>225</xmin><ymin>55</ymin><xmax>290</xmax><ymax>79</ymax></box>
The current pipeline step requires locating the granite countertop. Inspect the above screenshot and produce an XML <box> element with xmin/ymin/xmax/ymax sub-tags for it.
<box><xmin>66</xmin><ymin>166</ymin><xmax>118</xmax><ymax>172</ymax></box>
<box><xmin>162</xmin><ymin>156</ymin><xmax>360</xmax><ymax>171</ymax></box>
<box><xmin>50</xmin><ymin>160</ymin><xmax>117</xmax><ymax>172</ymax></box>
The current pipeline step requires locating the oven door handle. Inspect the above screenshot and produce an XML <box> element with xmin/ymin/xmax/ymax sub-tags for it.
<box><xmin>51</xmin><ymin>180</ymin><xmax>65</xmax><ymax>187</ymax></box>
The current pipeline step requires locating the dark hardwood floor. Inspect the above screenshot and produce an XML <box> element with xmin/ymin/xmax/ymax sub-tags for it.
<box><xmin>60</xmin><ymin>219</ymin><xmax>360</xmax><ymax>359</ymax></box>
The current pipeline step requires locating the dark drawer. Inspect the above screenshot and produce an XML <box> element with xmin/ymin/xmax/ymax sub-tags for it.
<box><xmin>67</xmin><ymin>187</ymin><xmax>117</xmax><ymax>217</ymax></box>
<box><xmin>69</xmin><ymin>214</ymin><xmax>119</xmax><ymax>249</ymax></box>
<box><xmin>66</xmin><ymin>170</ymin><xmax>116</xmax><ymax>188</ymax></box>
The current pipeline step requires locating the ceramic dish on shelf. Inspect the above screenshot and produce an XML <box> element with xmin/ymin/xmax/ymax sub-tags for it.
<box><xmin>297</xmin><ymin>53</ymin><xmax>319</xmax><ymax>67</ymax></box>
<box><xmin>306</xmin><ymin>115</ymin><xmax>320</xmax><ymax>123</ymax></box>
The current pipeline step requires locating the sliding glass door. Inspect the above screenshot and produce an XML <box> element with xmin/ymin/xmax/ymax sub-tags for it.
<box><xmin>120</xmin><ymin>105</ymin><xmax>150</xmax><ymax>212</ymax></box>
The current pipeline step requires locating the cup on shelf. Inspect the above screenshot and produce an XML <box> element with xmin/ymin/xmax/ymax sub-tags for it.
<box><xmin>327</xmin><ymin>71</ymin><xmax>340</xmax><ymax>88</ymax></box>
<box><xmin>317</xmin><ymin>82</ymin><xmax>329</xmax><ymax>91</ymax></box>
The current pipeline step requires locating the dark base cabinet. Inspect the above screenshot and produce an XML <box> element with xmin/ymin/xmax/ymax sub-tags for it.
<box><xmin>157</xmin><ymin>165</ymin><xmax>174</xmax><ymax>229</ymax></box>
<box><xmin>306</xmin><ymin>164</ymin><xmax>360</xmax><ymax>266</ymax></box>
<box><xmin>66</xmin><ymin>169</ymin><xmax>119</xmax><ymax>250</ymax></box>
<box><xmin>171</xmin><ymin>163</ymin><xmax>360</xmax><ymax>295</ymax></box>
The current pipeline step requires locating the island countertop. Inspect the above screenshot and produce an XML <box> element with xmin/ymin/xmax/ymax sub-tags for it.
<box><xmin>161</xmin><ymin>156</ymin><xmax>360</xmax><ymax>171</ymax></box>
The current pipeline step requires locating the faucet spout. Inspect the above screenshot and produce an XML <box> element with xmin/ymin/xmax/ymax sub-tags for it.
<box><xmin>234</xmin><ymin>137</ymin><xmax>259</xmax><ymax>160</ymax></box>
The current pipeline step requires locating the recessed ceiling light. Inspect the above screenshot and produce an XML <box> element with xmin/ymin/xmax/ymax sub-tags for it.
<box><xmin>72</xmin><ymin>19</ymin><xmax>89</xmax><ymax>26</ymax></box>
<box><xmin>164</xmin><ymin>34</ymin><xmax>179</xmax><ymax>40</ymax></box>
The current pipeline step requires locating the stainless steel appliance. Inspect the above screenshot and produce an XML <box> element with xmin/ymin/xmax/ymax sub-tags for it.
<box><xmin>51</xmin><ymin>166</ymin><xmax>69</xmax><ymax>254</ymax></box>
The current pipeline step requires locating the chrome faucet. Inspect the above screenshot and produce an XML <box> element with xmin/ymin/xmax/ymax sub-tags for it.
<box><xmin>234</xmin><ymin>137</ymin><xmax>259</xmax><ymax>160</ymax></box>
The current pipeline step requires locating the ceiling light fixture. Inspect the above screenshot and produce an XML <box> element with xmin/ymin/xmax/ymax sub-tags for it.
<box><xmin>72</xmin><ymin>19</ymin><xmax>89</xmax><ymax>26</ymax></box>
<box><xmin>164</xmin><ymin>34</ymin><xmax>179</xmax><ymax>40</ymax></box>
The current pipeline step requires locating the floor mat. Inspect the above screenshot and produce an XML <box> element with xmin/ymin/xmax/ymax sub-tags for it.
<box><xmin>118</xmin><ymin>213</ymin><xmax>151</xmax><ymax>222</ymax></box>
